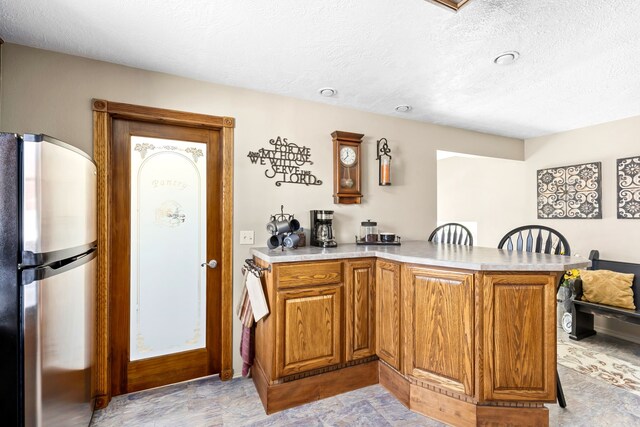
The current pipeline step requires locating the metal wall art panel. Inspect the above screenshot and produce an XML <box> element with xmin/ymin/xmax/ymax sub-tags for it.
<box><xmin>617</xmin><ymin>156</ymin><xmax>640</xmax><ymax>219</ymax></box>
<box><xmin>537</xmin><ymin>162</ymin><xmax>602</xmax><ymax>219</ymax></box>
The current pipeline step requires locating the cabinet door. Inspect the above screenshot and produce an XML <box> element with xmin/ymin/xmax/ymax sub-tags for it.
<box><xmin>345</xmin><ymin>259</ymin><xmax>376</xmax><ymax>361</ymax></box>
<box><xmin>275</xmin><ymin>285</ymin><xmax>342</xmax><ymax>377</ymax></box>
<box><xmin>376</xmin><ymin>260</ymin><xmax>401</xmax><ymax>370</ymax></box>
<box><xmin>403</xmin><ymin>266</ymin><xmax>474</xmax><ymax>396</ymax></box>
<box><xmin>481</xmin><ymin>273</ymin><xmax>557</xmax><ymax>402</ymax></box>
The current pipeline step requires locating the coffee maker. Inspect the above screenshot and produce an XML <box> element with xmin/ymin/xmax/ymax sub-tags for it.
<box><xmin>310</xmin><ymin>210</ymin><xmax>337</xmax><ymax>248</ymax></box>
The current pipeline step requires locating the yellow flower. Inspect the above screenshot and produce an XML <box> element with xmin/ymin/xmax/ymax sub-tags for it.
<box><xmin>563</xmin><ymin>269</ymin><xmax>581</xmax><ymax>282</ymax></box>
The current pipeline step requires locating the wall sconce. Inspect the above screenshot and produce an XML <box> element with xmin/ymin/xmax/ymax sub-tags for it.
<box><xmin>376</xmin><ymin>138</ymin><xmax>392</xmax><ymax>186</ymax></box>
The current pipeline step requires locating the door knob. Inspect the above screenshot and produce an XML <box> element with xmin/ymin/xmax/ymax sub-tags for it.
<box><xmin>201</xmin><ymin>259</ymin><xmax>218</xmax><ymax>269</ymax></box>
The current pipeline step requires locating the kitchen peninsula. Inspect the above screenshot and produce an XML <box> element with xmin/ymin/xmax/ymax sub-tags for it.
<box><xmin>250</xmin><ymin>241</ymin><xmax>590</xmax><ymax>426</ymax></box>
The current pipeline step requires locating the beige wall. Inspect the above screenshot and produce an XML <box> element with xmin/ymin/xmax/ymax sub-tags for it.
<box><xmin>438</xmin><ymin>119</ymin><xmax>640</xmax><ymax>344</ymax></box>
<box><xmin>525</xmin><ymin>116</ymin><xmax>640</xmax><ymax>343</ymax></box>
<box><xmin>437</xmin><ymin>155</ymin><xmax>527</xmax><ymax>248</ymax></box>
<box><xmin>1</xmin><ymin>43</ymin><xmax>523</xmax><ymax>375</ymax></box>
<box><xmin>524</xmin><ymin>116</ymin><xmax>640</xmax><ymax>263</ymax></box>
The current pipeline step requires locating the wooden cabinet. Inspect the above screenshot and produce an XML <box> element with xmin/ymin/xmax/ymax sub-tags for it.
<box><xmin>481</xmin><ymin>273</ymin><xmax>557</xmax><ymax>402</ymax></box>
<box><xmin>253</xmin><ymin>254</ymin><xmax>562</xmax><ymax>424</ymax></box>
<box><xmin>402</xmin><ymin>266</ymin><xmax>474</xmax><ymax>396</ymax></box>
<box><xmin>376</xmin><ymin>260</ymin><xmax>401</xmax><ymax>370</ymax></box>
<box><xmin>345</xmin><ymin>259</ymin><xmax>376</xmax><ymax>361</ymax></box>
<box><xmin>275</xmin><ymin>284</ymin><xmax>342</xmax><ymax>377</ymax></box>
<box><xmin>254</xmin><ymin>259</ymin><xmax>380</xmax><ymax>414</ymax></box>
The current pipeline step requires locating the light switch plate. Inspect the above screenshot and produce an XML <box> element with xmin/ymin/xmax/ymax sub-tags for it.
<box><xmin>240</xmin><ymin>230</ymin><xmax>254</xmax><ymax>245</ymax></box>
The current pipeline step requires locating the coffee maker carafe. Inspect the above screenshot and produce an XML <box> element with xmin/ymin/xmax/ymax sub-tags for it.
<box><xmin>310</xmin><ymin>210</ymin><xmax>337</xmax><ymax>248</ymax></box>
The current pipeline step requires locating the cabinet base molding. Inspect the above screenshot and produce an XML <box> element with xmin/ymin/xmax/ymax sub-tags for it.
<box><xmin>411</xmin><ymin>385</ymin><xmax>548</xmax><ymax>427</ymax></box>
<box><xmin>378</xmin><ymin>361</ymin><xmax>410</xmax><ymax>407</ymax></box>
<box><xmin>252</xmin><ymin>359</ymin><xmax>379</xmax><ymax>414</ymax></box>
<box><xmin>378</xmin><ymin>361</ymin><xmax>548</xmax><ymax>427</ymax></box>
<box><xmin>276</xmin><ymin>355</ymin><xmax>378</xmax><ymax>384</ymax></box>
<box><xmin>476</xmin><ymin>405</ymin><xmax>548</xmax><ymax>426</ymax></box>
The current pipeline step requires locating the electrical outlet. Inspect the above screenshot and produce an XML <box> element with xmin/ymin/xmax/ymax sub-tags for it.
<box><xmin>240</xmin><ymin>230</ymin><xmax>254</xmax><ymax>245</ymax></box>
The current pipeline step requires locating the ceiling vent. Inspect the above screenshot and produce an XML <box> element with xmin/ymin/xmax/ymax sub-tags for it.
<box><xmin>425</xmin><ymin>0</ymin><xmax>472</xmax><ymax>12</ymax></box>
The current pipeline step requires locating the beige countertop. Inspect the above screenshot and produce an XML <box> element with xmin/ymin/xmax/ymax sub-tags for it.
<box><xmin>251</xmin><ymin>240</ymin><xmax>590</xmax><ymax>271</ymax></box>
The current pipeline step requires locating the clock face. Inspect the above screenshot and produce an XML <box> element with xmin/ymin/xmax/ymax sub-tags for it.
<box><xmin>339</xmin><ymin>146</ymin><xmax>357</xmax><ymax>167</ymax></box>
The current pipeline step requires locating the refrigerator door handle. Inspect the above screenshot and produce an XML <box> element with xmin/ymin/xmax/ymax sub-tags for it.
<box><xmin>21</xmin><ymin>249</ymin><xmax>97</xmax><ymax>286</ymax></box>
<box><xmin>21</xmin><ymin>242</ymin><xmax>98</xmax><ymax>269</ymax></box>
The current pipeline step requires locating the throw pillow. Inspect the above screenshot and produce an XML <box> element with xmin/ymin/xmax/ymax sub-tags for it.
<box><xmin>580</xmin><ymin>269</ymin><xmax>635</xmax><ymax>310</ymax></box>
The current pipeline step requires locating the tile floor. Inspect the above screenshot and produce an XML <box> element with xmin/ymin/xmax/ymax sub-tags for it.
<box><xmin>91</xmin><ymin>330</ymin><xmax>640</xmax><ymax>426</ymax></box>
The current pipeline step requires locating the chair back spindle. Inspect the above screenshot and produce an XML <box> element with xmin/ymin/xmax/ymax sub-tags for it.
<box><xmin>428</xmin><ymin>223</ymin><xmax>473</xmax><ymax>246</ymax></box>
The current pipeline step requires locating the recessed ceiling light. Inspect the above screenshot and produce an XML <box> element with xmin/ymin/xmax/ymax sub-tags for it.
<box><xmin>493</xmin><ymin>51</ymin><xmax>520</xmax><ymax>65</ymax></box>
<box><xmin>319</xmin><ymin>87</ymin><xmax>337</xmax><ymax>97</ymax></box>
<box><xmin>395</xmin><ymin>105</ymin><xmax>412</xmax><ymax>113</ymax></box>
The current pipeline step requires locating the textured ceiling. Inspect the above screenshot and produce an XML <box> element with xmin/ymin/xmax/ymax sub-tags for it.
<box><xmin>2</xmin><ymin>0</ymin><xmax>640</xmax><ymax>139</ymax></box>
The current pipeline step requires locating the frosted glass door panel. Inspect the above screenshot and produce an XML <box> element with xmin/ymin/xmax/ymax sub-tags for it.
<box><xmin>130</xmin><ymin>136</ymin><xmax>207</xmax><ymax>361</ymax></box>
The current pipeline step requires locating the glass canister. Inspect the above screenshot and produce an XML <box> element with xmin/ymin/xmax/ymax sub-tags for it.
<box><xmin>360</xmin><ymin>220</ymin><xmax>378</xmax><ymax>242</ymax></box>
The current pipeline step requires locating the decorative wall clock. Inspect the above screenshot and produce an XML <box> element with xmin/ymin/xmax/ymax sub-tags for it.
<box><xmin>332</xmin><ymin>131</ymin><xmax>364</xmax><ymax>204</ymax></box>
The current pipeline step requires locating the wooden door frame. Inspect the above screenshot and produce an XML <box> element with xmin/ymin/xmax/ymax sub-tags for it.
<box><xmin>92</xmin><ymin>99</ymin><xmax>234</xmax><ymax>408</ymax></box>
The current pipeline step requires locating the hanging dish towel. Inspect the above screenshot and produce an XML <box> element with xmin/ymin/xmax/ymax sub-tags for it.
<box><xmin>236</xmin><ymin>271</ymin><xmax>254</xmax><ymax>327</ymax></box>
<box><xmin>239</xmin><ymin>325</ymin><xmax>255</xmax><ymax>377</ymax></box>
<box><xmin>236</xmin><ymin>267</ymin><xmax>270</xmax><ymax>376</ymax></box>
<box><xmin>245</xmin><ymin>270</ymin><xmax>269</xmax><ymax>322</ymax></box>
<box><xmin>236</xmin><ymin>271</ymin><xmax>255</xmax><ymax>377</ymax></box>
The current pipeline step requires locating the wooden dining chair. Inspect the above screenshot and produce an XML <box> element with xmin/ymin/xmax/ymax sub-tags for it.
<box><xmin>497</xmin><ymin>224</ymin><xmax>570</xmax><ymax>408</ymax></box>
<box><xmin>428</xmin><ymin>223</ymin><xmax>473</xmax><ymax>246</ymax></box>
<box><xmin>498</xmin><ymin>225</ymin><xmax>570</xmax><ymax>256</ymax></box>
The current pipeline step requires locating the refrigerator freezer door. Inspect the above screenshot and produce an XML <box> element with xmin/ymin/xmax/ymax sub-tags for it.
<box><xmin>23</xmin><ymin>251</ymin><xmax>96</xmax><ymax>427</ymax></box>
<box><xmin>22</xmin><ymin>135</ymin><xmax>97</xmax><ymax>265</ymax></box>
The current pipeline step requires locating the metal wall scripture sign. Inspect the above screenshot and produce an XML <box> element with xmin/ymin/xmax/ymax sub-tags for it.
<box><xmin>617</xmin><ymin>155</ymin><xmax>640</xmax><ymax>219</ymax></box>
<box><xmin>537</xmin><ymin>162</ymin><xmax>602</xmax><ymax>219</ymax></box>
<box><xmin>247</xmin><ymin>136</ymin><xmax>323</xmax><ymax>186</ymax></box>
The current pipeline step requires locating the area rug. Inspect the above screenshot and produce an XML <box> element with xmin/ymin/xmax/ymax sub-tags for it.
<box><xmin>557</xmin><ymin>340</ymin><xmax>640</xmax><ymax>397</ymax></box>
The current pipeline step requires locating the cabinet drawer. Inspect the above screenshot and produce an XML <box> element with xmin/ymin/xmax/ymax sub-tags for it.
<box><xmin>277</xmin><ymin>261</ymin><xmax>343</xmax><ymax>288</ymax></box>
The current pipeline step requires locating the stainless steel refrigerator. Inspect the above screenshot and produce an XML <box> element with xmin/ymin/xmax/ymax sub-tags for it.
<box><xmin>0</xmin><ymin>133</ymin><xmax>97</xmax><ymax>426</ymax></box>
